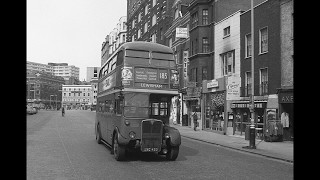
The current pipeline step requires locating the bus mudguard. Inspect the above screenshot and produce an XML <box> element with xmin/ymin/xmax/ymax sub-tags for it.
<box><xmin>164</xmin><ymin>126</ymin><xmax>181</xmax><ymax>146</ymax></box>
<box><xmin>114</xmin><ymin>127</ymin><xmax>128</xmax><ymax>145</ymax></box>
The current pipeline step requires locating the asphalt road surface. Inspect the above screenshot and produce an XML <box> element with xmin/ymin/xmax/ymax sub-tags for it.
<box><xmin>27</xmin><ymin>110</ymin><xmax>293</xmax><ymax>180</ymax></box>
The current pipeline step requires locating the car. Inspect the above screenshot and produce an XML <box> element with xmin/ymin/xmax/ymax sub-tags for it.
<box><xmin>26</xmin><ymin>106</ymin><xmax>35</xmax><ymax>115</ymax></box>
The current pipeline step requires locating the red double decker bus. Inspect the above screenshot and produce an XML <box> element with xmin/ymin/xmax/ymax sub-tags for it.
<box><xmin>95</xmin><ymin>41</ymin><xmax>181</xmax><ymax>161</ymax></box>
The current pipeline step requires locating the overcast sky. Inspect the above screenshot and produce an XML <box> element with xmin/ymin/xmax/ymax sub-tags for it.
<box><xmin>27</xmin><ymin>0</ymin><xmax>127</xmax><ymax>81</ymax></box>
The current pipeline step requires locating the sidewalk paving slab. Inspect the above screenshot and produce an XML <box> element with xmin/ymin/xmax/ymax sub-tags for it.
<box><xmin>171</xmin><ymin>124</ymin><xmax>293</xmax><ymax>163</ymax></box>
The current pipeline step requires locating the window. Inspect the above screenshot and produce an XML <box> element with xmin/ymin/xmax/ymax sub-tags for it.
<box><xmin>191</xmin><ymin>12</ymin><xmax>198</xmax><ymax>29</ymax></box>
<box><xmin>245</xmin><ymin>34</ymin><xmax>252</xmax><ymax>58</ymax></box>
<box><xmin>138</xmin><ymin>13</ymin><xmax>141</xmax><ymax>22</ymax></box>
<box><xmin>202</xmin><ymin>9</ymin><xmax>208</xmax><ymax>25</ymax></box>
<box><xmin>202</xmin><ymin>67</ymin><xmax>208</xmax><ymax>80</ymax></box>
<box><xmin>191</xmin><ymin>68</ymin><xmax>197</xmax><ymax>82</ymax></box>
<box><xmin>83</xmin><ymin>93</ymin><xmax>85</xmax><ymax>96</ymax></box>
<box><xmin>169</xmin><ymin>38</ymin><xmax>172</xmax><ymax>48</ymax></box>
<box><xmin>245</xmin><ymin>72</ymin><xmax>252</xmax><ymax>96</ymax></box>
<box><xmin>132</xmin><ymin>19</ymin><xmax>135</xmax><ymax>28</ymax></box>
<box><xmin>122</xmin><ymin>34</ymin><xmax>126</xmax><ymax>43</ymax></box>
<box><xmin>144</xmin><ymin>22</ymin><xmax>148</xmax><ymax>33</ymax></box>
<box><xmin>260</xmin><ymin>68</ymin><xmax>268</xmax><ymax>95</ymax></box>
<box><xmin>132</xmin><ymin>35</ymin><xmax>135</xmax><ymax>42</ymax></box>
<box><xmin>115</xmin><ymin>99</ymin><xmax>123</xmax><ymax>115</ymax></box>
<box><xmin>259</xmin><ymin>27</ymin><xmax>268</xmax><ymax>53</ymax></box>
<box><xmin>145</xmin><ymin>4</ymin><xmax>148</xmax><ymax>15</ymax></box>
<box><xmin>221</xmin><ymin>50</ymin><xmax>235</xmax><ymax>76</ymax></box>
<box><xmin>151</xmin><ymin>102</ymin><xmax>168</xmax><ymax>116</ymax></box>
<box><xmin>151</xmin><ymin>33</ymin><xmax>156</xmax><ymax>42</ymax></box>
<box><xmin>153</xmin><ymin>0</ymin><xmax>157</xmax><ymax>7</ymax></box>
<box><xmin>152</xmin><ymin>14</ymin><xmax>157</xmax><ymax>26</ymax></box>
<box><xmin>160</xmin><ymin>28</ymin><xmax>163</xmax><ymax>40</ymax></box>
<box><xmin>138</xmin><ymin>29</ymin><xmax>141</xmax><ymax>39</ymax></box>
<box><xmin>202</xmin><ymin>37</ymin><xmax>209</xmax><ymax>53</ymax></box>
<box><xmin>88</xmin><ymin>93</ymin><xmax>90</xmax><ymax>96</ymax></box>
<box><xmin>223</xmin><ymin>26</ymin><xmax>230</xmax><ymax>37</ymax></box>
<box><xmin>174</xmin><ymin>8</ymin><xmax>179</xmax><ymax>19</ymax></box>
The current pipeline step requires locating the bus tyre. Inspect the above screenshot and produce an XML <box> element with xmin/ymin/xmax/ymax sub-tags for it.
<box><xmin>96</xmin><ymin>124</ymin><xmax>102</xmax><ymax>144</ymax></box>
<box><xmin>113</xmin><ymin>133</ymin><xmax>125</xmax><ymax>161</ymax></box>
<box><xmin>166</xmin><ymin>146</ymin><xmax>179</xmax><ymax>161</ymax></box>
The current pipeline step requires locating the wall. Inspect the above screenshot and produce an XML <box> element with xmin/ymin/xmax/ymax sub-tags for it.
<box><xmin>280</xmin><ymin>0</ymin><xmax>294</xmax><ymax>88</ymax></box>
<box><xmin>214</xmin><ymin>11</ymin><xmax>241</xmax><ymax>79</ymax></box>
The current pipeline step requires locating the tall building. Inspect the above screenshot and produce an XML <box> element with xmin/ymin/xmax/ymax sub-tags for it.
<box><xmin>27</xmin><ymin>61</ymin><xmax>54</xmax><ymax>74</ymax></box>
<box><xmin>48</xmin><ymin>63</ymin><xmax>80</xmax><ymax>84</ymax></box>
<box><xmin>101</xmin><ymin>16</ymin><xmax>127</xmax><ymax>67</ymax></box>
<box><xmin>101</xmin><ymin>35</ymin><xmax>110</xmax><ymax>66</ymax></box>
<box><xmin>126</xmin><ymin>0</ymin><xmax>174</xmax><ymax>45</ymax></box>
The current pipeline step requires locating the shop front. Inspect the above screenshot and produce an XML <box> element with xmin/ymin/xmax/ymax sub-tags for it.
<box><xmin>202</xmin><ymin>78</ymin><xmax>226</xmax><ymax>134</ymax></box>
<box><xmin>277</xmin><ymin>88</ymin><xmax>293</xmax><ymax>141</ymax></box>
<box><xmin>183</xmin><ymin>85</ymin><xmax>202</xmax><ymax>129</ymax></box>
<box><xmin>231</xmin><ymin>101</ymin><xmax>267</xmax><ymax>139</ymax></box>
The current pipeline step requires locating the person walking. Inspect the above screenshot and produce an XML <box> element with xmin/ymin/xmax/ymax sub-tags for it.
<box><xmin>62</xmin><ymin>106</ymin><xmax>65</xmax><ymax>117</ymax></box>
<box><xmin>193</xmin><ymin>112</ymin><xmax>198</xmax><ymax>131</ymax></box>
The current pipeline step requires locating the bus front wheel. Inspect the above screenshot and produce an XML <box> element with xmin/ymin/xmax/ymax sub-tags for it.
<box><xmin>113</xmin><ymin>133</ymin><xmax>126</xmax><ymax>161</ymax></box>
<box><xmin>166</xmin><ymin>146</ymin><xmax>179</xmax><ymax>161</ymax></box>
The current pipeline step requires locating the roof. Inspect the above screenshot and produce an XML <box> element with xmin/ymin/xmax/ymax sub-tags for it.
<box><xmin>119</xmin><ymin>41</ymin><xmax>173</xmax><ymax>53</ymax></box>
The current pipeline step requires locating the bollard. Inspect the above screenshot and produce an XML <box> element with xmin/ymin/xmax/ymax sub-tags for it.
<box><xmin>249</xmin><ymin>123</ymin><xmax>256</xmax><ymax>149</ymax></box>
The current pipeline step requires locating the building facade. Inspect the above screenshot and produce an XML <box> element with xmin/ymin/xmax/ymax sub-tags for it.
<box><xmin>232</xmin><ymin>0</ymin><xmax>281</xmax><ymax>139</ymax></box>
<box><xmin>27</xmin><ymin>61</ymin><xmax>54</xmax><ymax>74</ymax></box>
<box><xmin>101</xmin><ymin>35</ymin><xmax>110</xmax><ymax>66</ymax></box>
<box><xmin>86</xmin><ymin>67</ymin><xmax>101</xmax><ymax>83</ymax></box>
<box><xmin>61</xmin><ymin>85</ymin><xmax>93</xmax><ymax>110</ymax></box>
<box><xmin>27</xmin><ymin>70</ymin><xmax>65</xmax><ymax>109</ymax></box>
<box><xmin>278</xmin><ymin>0</ymin><xmax>293</xmax><ymax>141</ymax></box>
<box><xmin>48</xmin><ymin>63</ymin><xmax>80</xmax><ymax>83</ymax></box>
<box><xmin>164</xmin><ymin>0</ymin><xmax>192</xmax><ymax>126</ymax></box>
<box><xmin>126</xmin><ymin>0</ymin><xmax>174</xmax><ymax>45</ymax></box>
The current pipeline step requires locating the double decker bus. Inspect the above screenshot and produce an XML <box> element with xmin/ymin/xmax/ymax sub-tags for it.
<box><xmin>95</xmin><ymin>41</ymin><xmax>181</xmax><ymax>161</ymax></box>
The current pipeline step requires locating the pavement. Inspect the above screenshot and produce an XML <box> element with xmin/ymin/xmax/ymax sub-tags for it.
<box><xmin>171</xmin><ymin>124</ymin><xmax>293</xmax><ymax>163</ymax></box>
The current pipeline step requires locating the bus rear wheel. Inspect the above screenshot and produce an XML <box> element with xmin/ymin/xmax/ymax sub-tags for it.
<box><xmin>96</xmin><ymin>124</ymin><xmax>102</xmax><ymax>144</ymax></box>
<box><xmin>113</xmin><ymin>133</ymin><xmax>125</xmax><ymax>161</ymax></box>
<box><xmin>166</xmin><ymin>146</ymin><xmax>179</xmax><ymax>161</ymax></box>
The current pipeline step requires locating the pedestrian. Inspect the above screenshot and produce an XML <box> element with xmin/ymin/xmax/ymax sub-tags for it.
<box><xmin>62</xmin><ymin>106</ymin><xmax>65</xmax><ymax>117</ymax></box>
<box><xmin>193</xmin><ymin>112</ymin><xmax>198</xmax><ymax>131</ymax></box>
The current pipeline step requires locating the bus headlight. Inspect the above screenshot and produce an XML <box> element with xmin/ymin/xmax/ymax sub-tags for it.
<box><xmin>125</xmin><ymin>120</ymin><xmax>130</xmax><ymax>126</ymax></box>
<box><xmin>129</xmin><ymin>131</ymin><xmax>136</xmax><ymax>139</ymax></box>
<box><xmin>165</xmin><ymin>133</ymin><xmax>170</xmax><ymax>139</ymax></box>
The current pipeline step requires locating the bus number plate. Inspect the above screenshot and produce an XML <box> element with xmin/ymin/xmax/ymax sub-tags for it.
<box><xmin>143</xmin><ymin>147</ymin><xmax>158</xmax><ymax>152</ymax></box>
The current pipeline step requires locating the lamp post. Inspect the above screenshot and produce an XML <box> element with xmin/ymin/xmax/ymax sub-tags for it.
<box><xmin>244</xmin><ymin>0</ymin><xmax>256</xmax><ymax>149</ymax></box>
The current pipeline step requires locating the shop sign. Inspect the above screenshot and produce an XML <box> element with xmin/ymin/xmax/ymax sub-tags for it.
<box><xmin>207</xmin><ymin>79</ymin><xmax>218</xmax><ymax>88</ymax></box>
<box><xmin>226</xmin><ymin>76</ymin><xmax>241</xmax><ymax>100</ymax></box>
<box><xmin>279</xmin><ymin>92</ymin><xmax>293</xmax><ymax>103</ymax></box>
<box><xmin>176</xmin><ymin>28</ymin><xmax>188</xmax><ymax>38</ymax></box>
<box><xmin>183</xmin><ymin>51</ymin><xmax>189</xmax><ymax>87</ymax></box>
<box><xmin>231</xmin><ymin>103</ymin><xmax>265</xmax><ymax>109</ymax></box>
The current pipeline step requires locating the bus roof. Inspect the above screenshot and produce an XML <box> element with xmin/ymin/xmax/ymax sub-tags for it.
<box><xmin>120</xmin><ymin>41</ymin><xmax>173</xmax><ymax>54</ymax></box>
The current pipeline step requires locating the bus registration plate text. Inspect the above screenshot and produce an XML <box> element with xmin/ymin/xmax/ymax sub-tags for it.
<box><xmin>143</xmin><ymin>147</ymin><xmax>158</xmax><ymax>152</ymax></box>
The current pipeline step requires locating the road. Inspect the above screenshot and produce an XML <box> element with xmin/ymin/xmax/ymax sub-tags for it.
<box><xmin>27</xmin><ymin>110</ymin><xmax>293</xmax><ymax>180</ymax></box>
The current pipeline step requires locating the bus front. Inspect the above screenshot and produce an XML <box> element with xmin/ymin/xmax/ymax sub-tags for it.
<box><xmin>119</xmin><ymin>43</ymin><xmax>181</xmax><ymax>160</ymax></box>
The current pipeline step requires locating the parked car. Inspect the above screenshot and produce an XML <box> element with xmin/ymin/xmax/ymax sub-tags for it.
<box><xmin>26</xmin><ymin>106</ymin><xmax>36</xmax><ymax>115</ymax></box>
